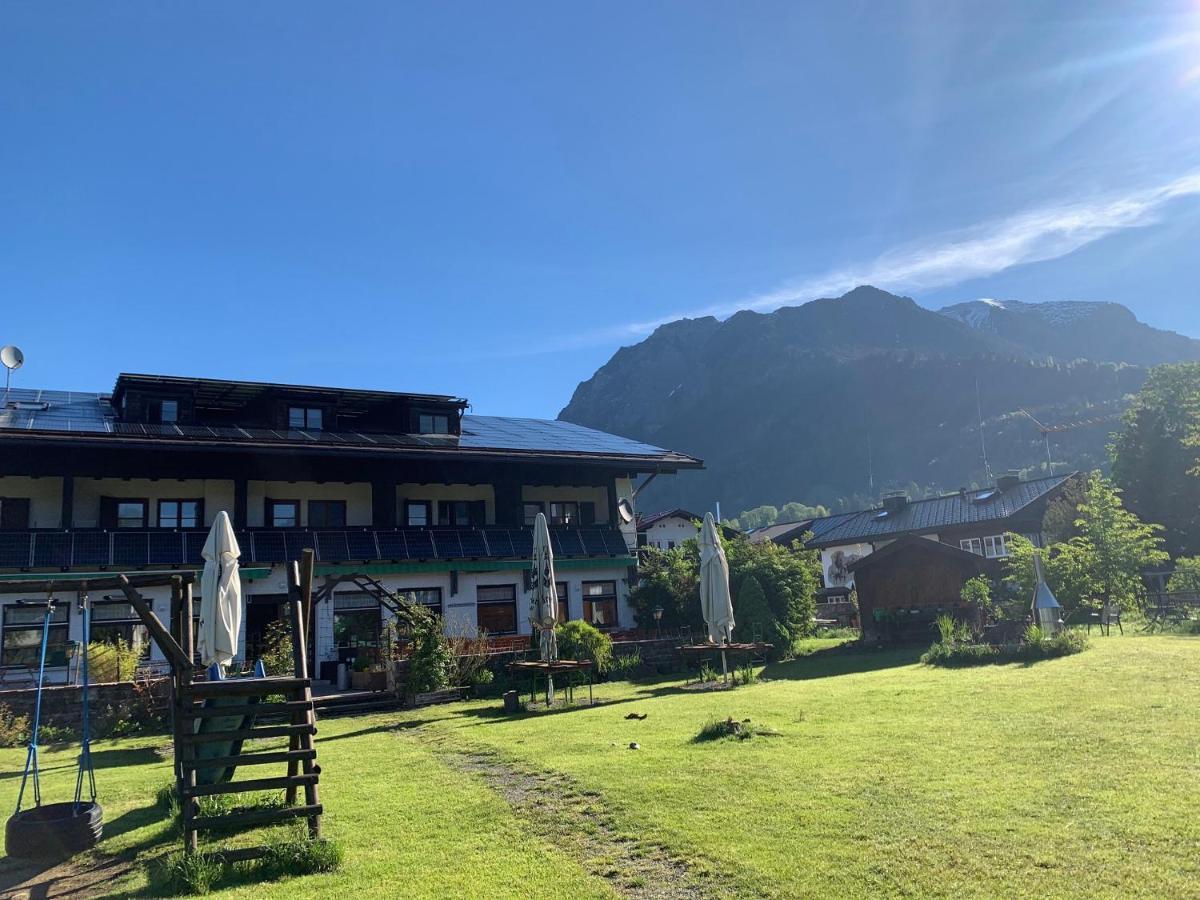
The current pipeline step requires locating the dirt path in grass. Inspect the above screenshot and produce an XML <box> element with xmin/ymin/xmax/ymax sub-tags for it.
<box><xmin>0</xmin><ymin>852</ymin><xmax>138</xmax><ymax>899</ymax></box>
<box><xmin>423</xmin><ymin>736</ymin><xmax>744</xmax><ymax>899</ymax></box>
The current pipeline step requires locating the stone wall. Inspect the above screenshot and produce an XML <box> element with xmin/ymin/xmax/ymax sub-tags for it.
<box><xmin>0</xmin><ymin>677</ymin><xmax>171</xmax><ymax>735</ymax></box>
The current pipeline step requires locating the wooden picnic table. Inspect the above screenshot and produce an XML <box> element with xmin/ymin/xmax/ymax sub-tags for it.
<box><xmin>676</xmin><ymin>642</ymin><xmax>774</xmax><ymax>683</ymax></box>
<box><xmin>507</xmin><ymin>659</ymin><xmax>594</xmax><ymax>706</ymax></box>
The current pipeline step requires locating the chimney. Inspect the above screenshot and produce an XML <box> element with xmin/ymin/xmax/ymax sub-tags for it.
<box><xmin>881</xmin><ymin>491</ymin><xmax>908</xmax><ymax>515</ymax></box>
<box><xmin>996</xmin><ymin>471</ymin><xmax>1021</xmax><ymax>492</ymax></box>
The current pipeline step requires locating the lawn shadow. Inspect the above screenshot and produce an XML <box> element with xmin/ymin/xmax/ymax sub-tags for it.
<box><xmin>762</xmin><ymin>642</ymin><xmax>925</xmax><ymax>681</ymax></box>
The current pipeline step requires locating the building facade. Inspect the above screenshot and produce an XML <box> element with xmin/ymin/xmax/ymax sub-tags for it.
<box><xmin>806</xmin><ymin>473</ymin><xmax>1075</xmax><ymax>602</ymax></box>
<box><xmin>0</xmin><ymin>374</ymin><xmax>701</xmax><ymax>677</ymax></box>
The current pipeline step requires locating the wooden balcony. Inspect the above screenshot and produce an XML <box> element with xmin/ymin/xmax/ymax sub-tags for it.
<box><xmin>0</xmin><ymin>526</ymin><xmax>632</xmax><ymax>570</ymax></box>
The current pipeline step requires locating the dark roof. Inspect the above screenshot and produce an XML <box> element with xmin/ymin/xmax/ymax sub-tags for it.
<box><xmin>848</xmin><ymin>534</ymin><xmax>1002</xmax><ymax>574</ymax></box>
<box><xmin>0</xmin><ymin>385</ymin><xmax>702</xmax><ymax>471</ymax></box>
<box><xmin>112</xmin><ymin>373</ymin><xmax>467</xmax><ymax>412</ymax></box>
<box><xmin>745</xmin><ymin>519</ymin><xmax>814</xmax><ymax>545</ymax></box>
<box><xmin>807</xmin><ymin>474</ymin><xmax>1074</xmax><ymax>548</ymax></box>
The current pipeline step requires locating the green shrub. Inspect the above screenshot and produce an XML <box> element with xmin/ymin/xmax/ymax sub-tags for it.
<box><xmin>153</xmin><ymin>850</ymin><xmax>222</xmax><ymax>896</ymax></box>
<box><xmin>735</xmin><ymin>662</ymin><xmax>757</xmax><ymax>686</ymax></box>
<box><xmin>555</xmin><ymin>620</ymin><xmax>613</xmax><ymax>673</ymax></box>
<box><xmin>258</xmin><ymin>620</ymin><xmax>294</xmax><ymax>676</ymax></box>
<box><xmin>693</xmin><ymin>716</ymin><xmax>779</xmax><ymax>742</ymax></box>
<box><xmin>922</xmin><ymin>627</ymin><xmax>1089</xmax><ymax>667</ymax></box>
<box><xmin>0</xmin><ymin>702</ymin><xmax>30</xmax><ymax>748</ymax></box>
<box><xmin>733</xmin><ymin>575</ymin><xmax>775</xmax><ymax>643</ymax></box>
<box><xmin>87</xmin><ymin>639</ymin><xmax>146</xmax><ymax>683</ymax></box>
<box><xmin>698</xmin><ymin>661</ymin><xmax>720</xmax><ymax>683</ymax></box>
<box><xmin>409</xmin><ymin>609</ymin><xmax>452</xmax><ymax>693</ymax></box>
<box><xmin>960</xmin><ymin>575</ymin><xmax>994</xmax><ymax>618</ymax></box>
<box><xmin>257</xmin><ymin>835</ymin><xmax>344</xmax><ymax>880</ymax></box>
<box><xmin>608</xmin><ymin>647</ymin><xmax>642</xmax><ymax>680</ymax></box>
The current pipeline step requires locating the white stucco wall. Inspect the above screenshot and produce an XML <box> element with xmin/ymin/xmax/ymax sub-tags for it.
<box><xmin>0</xmin><ymin>476</ymin><xmax>63</xmax><ymax>528</ymax></box>
<box><xmin>246</xmin><ymin>481</ymin><xmax>372</xmax><ymax>527</ymax></box>
<box><xmin>521</xmin><ymin>485</ymin><xmax>610</xmax><ymax>523</ymax></box>
<box><xmin>395</xmin><ymin>483</ymin><xmax>496</xmax><ymax>524</ymax></box>
<box><xmin>72</xmin><ymin>478</ymin><xmax>235</xmax><ymax>528</ymax></box>
<box><xmin>641</xmin><ymin>515</ymin><xmax>699</xmax><ymax>550</ymax></box>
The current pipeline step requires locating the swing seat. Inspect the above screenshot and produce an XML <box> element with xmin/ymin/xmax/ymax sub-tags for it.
<box><xmin>5</xmin><ymin>801</ymin><xmax>103</xmax><ymax>859</ymax></box>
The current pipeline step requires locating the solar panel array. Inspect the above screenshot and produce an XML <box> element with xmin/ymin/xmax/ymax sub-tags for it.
<box><xmin>0</xmin><ymin>527</ymin><xmax>633</xmax><ymax>569</ymax></box>
<box><xmin>0</xmin><ymin>387</ymin><xmax>692</xmax><ymax>462</ymax></box>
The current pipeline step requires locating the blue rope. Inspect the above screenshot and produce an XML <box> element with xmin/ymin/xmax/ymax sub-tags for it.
<box><xmin>74</xmin><ymin>598</ymin><xmax>96</xmax><ymax>809</ymax></box>
<box><xmin>14</xmin><ymin>602</ymin><xmax>54</xmax><ymax>815</ymax></box>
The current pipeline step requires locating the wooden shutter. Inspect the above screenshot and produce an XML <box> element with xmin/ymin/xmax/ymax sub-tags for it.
<box><xmin>579</xmin><ymin>501</ymin><xmax>596</xmax><ymax>526</ymax></box>
<box><xmin>469</xmin><ymin>500</ymin><xmax>486</xmax><ymax>527</ymax></box>
<box><xmin>437</xmin><ymin>501</ymin><xmax>449</xmax><ymax>527</ymax></box>
<box><xmin>99</xmin><ymin>496</ymin><xmax>118</xmax><ymax>530</ymax></box>
<box><xmin>0</xmin><ymin>498</ymin><xmax>30</xmax><ymax>529</ymax></box>
<box><xmin>264</xmin><ymin>497</ymin><xmax>275</xmax><ymax>528</ymax></box>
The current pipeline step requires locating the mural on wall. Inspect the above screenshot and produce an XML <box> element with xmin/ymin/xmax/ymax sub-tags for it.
<box><xmin>827</xmin><ymin>549</ymin><xmax>863</xmax><ymax>586</ymax></box>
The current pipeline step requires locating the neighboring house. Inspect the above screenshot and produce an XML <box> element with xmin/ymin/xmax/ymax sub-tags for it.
<box><xmin>745</xmin><ymin>519</ymin><xmax>814</xmax><ymax>547</ymax></box>
<box><xmin>0</xmin><ymin>373</ymin><xmax>701</xmax><ymax>676</ymax></box>
<box><xmin>806</xmin><ymin>472</ymin><xmax>1076</xmax><ymax>602</ymax></box>
<box><xmin>850</xmin><ymin>535</ymin><xmax>1001</xmax><ymax>642</ymax></box>
<box><xmin>636</xmin><ymin>509</ymin><xmax>736</xmax><ymax>550</ymax></box>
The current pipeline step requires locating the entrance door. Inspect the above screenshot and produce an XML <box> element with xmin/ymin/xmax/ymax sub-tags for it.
<box><xmin>245</xmin><ymin>594</ymin><xmax>288</xmax><ymax>664</ymax></box>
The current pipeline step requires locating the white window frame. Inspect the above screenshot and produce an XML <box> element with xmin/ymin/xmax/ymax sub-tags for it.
<box><xmin>959</xmin><ymin>538</ymin><xmax>983</xmax><ymax>556</ymax></box>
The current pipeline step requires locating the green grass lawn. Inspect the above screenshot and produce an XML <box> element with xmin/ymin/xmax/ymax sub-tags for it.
<box><xmin>3</xmin><ymin>634</ymin><xmax>1199</xmax><ymax>898</ymax></box>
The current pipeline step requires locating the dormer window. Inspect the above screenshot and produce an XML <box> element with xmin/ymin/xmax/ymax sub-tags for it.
<box><xmin>148</xmin><ymin>398</ymin><xmax>179</xmax><ymax>424</ymax></box>
<box><xmin>417</xmin><ymin>413</ymin><xmax>450</xmax><ymax>434</ymax></box>
<box><xmin>288</xmin><ymin>406</ymin><xmax>323</xmax><ymax>430</ymax></box>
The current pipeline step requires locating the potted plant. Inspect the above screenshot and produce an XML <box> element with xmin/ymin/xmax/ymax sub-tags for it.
<box><xmin>350</xmin><ymin>656</ymin><xmax>372</xmax><ymax>691</ymax></box>
<box><xmin>368</xmin><ymin>665</ymin><xmax>388</xmax><ymax>692</ymax></box>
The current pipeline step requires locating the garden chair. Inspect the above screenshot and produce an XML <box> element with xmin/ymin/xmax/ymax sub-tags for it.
<box><xmin>1099</xmin><ymin>602</ymin><xmax>1123</xmax><ymax>636</ymax></box>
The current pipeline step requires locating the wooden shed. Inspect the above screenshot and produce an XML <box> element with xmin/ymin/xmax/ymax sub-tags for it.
<box><xmin>850</xmin><ymin>535</ymin><xmax>1001</xmax><ymax>643</ymax></box>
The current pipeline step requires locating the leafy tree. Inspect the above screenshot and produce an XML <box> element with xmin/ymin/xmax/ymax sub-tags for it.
<box><xmin>779</xmin><ymin>501</ymin><xmax>831</xmax><ymax>522</ymax></box>
<box><xmin>1110</xmin><ymin>363</ymin><xmax>1200</xmax><ymax>556</ymax></box>
<box><xmin>630</xmin><ymin>534</ymin><xmax>820</xmax><ymax>645</ymax></box>
<box><xmin>1075</xmin><ymin>473</ymin><xmax>1167</xmax><ymax>609</ymax></box>
<box><xmin>1041</xmin><ymin>475</ymin><xmax>1087</xmax><ymax>544</ymax></box>
<box><xmin>735</xmin><ymin>505</ymin><xmax>780</xmax><ymax>531</ymax></box>
<box><xmin>960</xmin><ymin>575</ymin><xmax>993</xmax><ymax>618</ymax></box>
<box><xmin>1004</xmin><ymin>473</ymin><xmax>1166</xmax><ymax>612</ymax></box>
<box><xmin>1167</xmin><ymin>557</ymin><xmax>1200</xmax><ymax>594</ymax></box>
<box><xmin>733</xmin><ymin>575</ymin><xmax>775</xmax><ymax>642</ymax></box>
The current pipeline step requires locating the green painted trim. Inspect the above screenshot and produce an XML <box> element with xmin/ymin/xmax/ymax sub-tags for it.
<box><xmin>315</xmin><ymin>557</ymin><xmax>637</xmax><ymax>577</ymax></box>
<box><xmin>0</xmin><ymin>567</ymin><xmax>273</xmax><ymax>583</ymax></box>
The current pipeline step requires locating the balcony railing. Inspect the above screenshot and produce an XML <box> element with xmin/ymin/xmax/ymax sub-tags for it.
<box><xmin>0</xmin><ymin>527</ymin><xmax>633</xmax><ymax>570</ymax></box>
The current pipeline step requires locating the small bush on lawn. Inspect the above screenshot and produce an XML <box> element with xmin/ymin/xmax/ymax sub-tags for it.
<box><xmin>693</xmin><ymin>716</ymin><xmax>780</xmax><ymax>742</ymax></box>
<box><xmin>698</xmin><ymin>661</ymin><xmax>720</xmax><ymax>683</ymax></box>
<box><xmin>555</xmin><ymin>620</ymin><xmax>613</xmax><ymax>673</ymax></box>
<box><xmin>923</xmin><ymin>624</ymin><xmax>1089</xmax><ymax>667</ymax></box>
<box><xmin>735</xmin><ymin>662</ymin><xmax>757</xmax><ymax>686</ymax></box>
<box><xmin>257</xmin><ymin>834</ymin><xmax>344</xmax><ymax>879</ymax></box>
<box><xmin>153</xmin><ymin>850</ymin><xmax>223</xmax><ymax>896</ymax></box>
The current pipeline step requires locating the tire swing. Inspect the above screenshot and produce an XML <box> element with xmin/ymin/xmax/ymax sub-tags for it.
<box><xmin>6</xmin><ymin>592</ymin><xmax>103</xmax><ymax>859</ymax></box>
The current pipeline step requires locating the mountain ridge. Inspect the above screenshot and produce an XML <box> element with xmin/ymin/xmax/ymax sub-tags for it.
<box><xmin>560</xmin><ymin>287</ymin><xmax>1199</xmax><ymax>514</ymax></box>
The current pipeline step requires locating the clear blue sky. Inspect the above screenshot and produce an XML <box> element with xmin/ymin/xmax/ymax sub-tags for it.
<box><xmin>3</xmin><ymin>2</ymin><xmax>1199</xmax><ymax>417</ymax></box>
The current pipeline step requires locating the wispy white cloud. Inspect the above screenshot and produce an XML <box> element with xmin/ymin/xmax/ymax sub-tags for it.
<box><xmin>619</xmin><ymin>168</ymin><xmax>1200</xmax><ymax>337</ymax></box>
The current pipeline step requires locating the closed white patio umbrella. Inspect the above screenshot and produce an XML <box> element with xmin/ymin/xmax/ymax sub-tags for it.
<box><xmin>699</xmin><ymin>512</ymin><xmax>735</xmax><ymax>683</ymax></box>
<box><xmin>197</xmin><ymin>511</ymin><xmax>243</xmax><ymax>669</ymax></box>
<box><xmin>530</xmin><ymin>512</ymin><xmax>559</xmax><ymax>699</ymax></box>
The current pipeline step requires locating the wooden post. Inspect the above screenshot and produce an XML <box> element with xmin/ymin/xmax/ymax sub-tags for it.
<box><xmin>287</xmin><ymin>558</ymin><xmax>322</xmax><ymax>838</ymax></box>
<box><xmin>177</xmin><ymin>576</ymin><xmax>199</xmax><ymax>853</ymax></box>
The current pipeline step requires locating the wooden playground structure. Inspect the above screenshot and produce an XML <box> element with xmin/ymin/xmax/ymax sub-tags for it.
<box><xmin>0</xmin><ymin>549</ymin><xmax>325</xmax><ymax>860</ymax></box>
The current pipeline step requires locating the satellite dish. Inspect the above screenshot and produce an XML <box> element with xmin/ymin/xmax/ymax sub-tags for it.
<box><xmin>617</xmin><ymin>498</ymin><xmax>635</xmax><ymax>525</ymax></box>
<box><xmin>0</xmin><ymin>346</ymin><xmax>22</xmax><ymax>371</ymax></box>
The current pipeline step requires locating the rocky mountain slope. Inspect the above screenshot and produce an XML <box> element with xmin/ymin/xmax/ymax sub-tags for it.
<box><xmin>560</xmin><ymin>287</ymin><xmax>1200</xmax><ymax>514</ymax></box>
